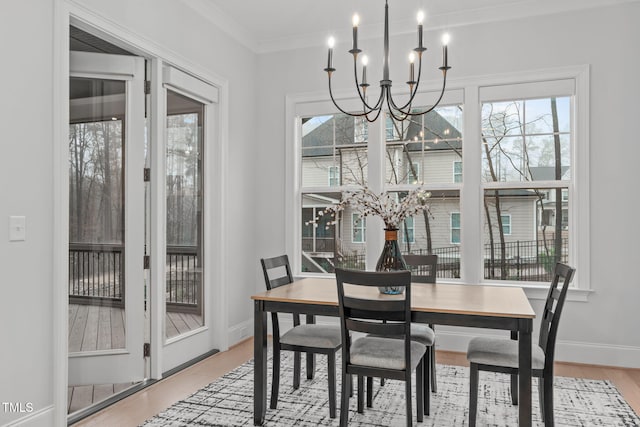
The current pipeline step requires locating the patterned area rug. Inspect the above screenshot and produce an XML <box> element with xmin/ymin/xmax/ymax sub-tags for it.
<box><xmin>142</xmin><ymin>352</ymin><xmax>640</xmax><ymax>426</ymax></box>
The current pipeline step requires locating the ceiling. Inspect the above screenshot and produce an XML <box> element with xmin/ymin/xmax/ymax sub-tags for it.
<box><xmin>185</xmin><ymin>0</ymin><xmax>636</xmax><ymax>53</ymax></box>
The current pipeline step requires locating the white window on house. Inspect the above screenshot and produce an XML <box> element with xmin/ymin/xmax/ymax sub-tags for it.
<box><xmin>352</xmin><ymin>214</ymin><xmax>366</xmax><ymax>243</ymax></box>
<box><xmin>408</xmin><ymin>162</ymin><xmax>420</xmax><ymax>184</ymax></box>
<box><xmin>453</xmin><ymin>161</ymin><xmax>462</xmax><ymax>183</ymax></box>
<box><xmin>501</xmin><ymin>214</ymin><xmax>512</xmax><ymax>235</ymax></box>
<box><xmin>401</xmin><ymin>217</ymin><xmax>415</xmax><ymax>243</ymax></box>
<box><xmin>451</xmin><ymin>212</ymin><xmax>461</xmax><ymax>244</ymax></box>
<box><xmin>328</xmin><ymin>166</ymin><xmax>340</xmax><ymax>186</ymax></box>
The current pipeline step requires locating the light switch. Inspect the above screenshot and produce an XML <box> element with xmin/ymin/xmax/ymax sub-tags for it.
<box><xmin>9</xmin><ymin>216</ymin><xmax>26</xmax><ymax>241</ymax></box>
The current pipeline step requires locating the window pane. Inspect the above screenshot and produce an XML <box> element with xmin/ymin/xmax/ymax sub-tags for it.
<box><xmin>302</xmin><ymin>114</ymin><xmax>368</xmax><ymax>187</ymax></box>
<box><xmin>385</xmin><ymin>106</ymin><xmax>463</xmax><ymax>185</ymax></box>
<box><xmin>483</xmin><ymin>187</ymin><xmax>569</xmax><ymax>281</ymax></box>
<box><xmin>301</xmin><ymin>192</ymin><xmax>366</xmax><ymax>273</ymax></box>
<box><xmin>389</xmin><ymin>190</ymin><xmax>461</xmax><ymax>279</ymax></box>
<box><xmin>165</xmin><ymin>90</ymin><xmax>205</xmax><ymax>336</ymax></box>
<box><xmin>482</xmin><ymin>97</ymin><xmax>571</xmax><ymax>183</ymax></box>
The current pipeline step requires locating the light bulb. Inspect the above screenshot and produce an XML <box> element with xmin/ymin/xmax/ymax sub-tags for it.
<box><xmin>328</xmin><ymin>36</ymin><xmax>335</xmax><ymax>48</ymax></box>
<box><xmin>352</xmin><ymin>14</ymin><xmax>360</xmax><ymax>27</ymax></box>
<box><xmin>417</xmin><ymin>10</ymin><xmax>425</xmax><ymax>25</ymax></box>
<box><xmin>362</xmin><ymin>55</ymin><xmax>369</xmax><ymax>66</ymax></box>
<box><xmin>442</xmin><ymin>33</ymin><xmax>451</xmax><ymax>45</ymax></box>
<box><xmin>409</xmin><ymin>52</ymin><xmax>416</xmax><ymax>63</ymax></box>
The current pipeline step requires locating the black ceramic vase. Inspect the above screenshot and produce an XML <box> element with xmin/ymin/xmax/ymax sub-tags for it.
<box><xmin>375</xmin><ymin>228</ymin><xmax>407</xmax><ymax>294</ymax></box>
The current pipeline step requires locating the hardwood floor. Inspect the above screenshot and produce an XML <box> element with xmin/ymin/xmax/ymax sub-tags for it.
<box><xmin>72</xmin><ymin>340</ymin><xmax>640</xmax><ymax>426</ymax></box>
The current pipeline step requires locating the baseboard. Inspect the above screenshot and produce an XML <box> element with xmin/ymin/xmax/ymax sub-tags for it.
<box><xmin>1</xmin><ymin>405</ymin><xmax>54</xmax><ymax>427</ymax></box>
<box><xmin>227</xmin><ymin>319</ymin><xmax>253</xmax><ymax>347</ymax></box>
<box><xmin>434</xmin><ymin>329</ymin><xmax>640</xmax><ymax>369</ymax></box>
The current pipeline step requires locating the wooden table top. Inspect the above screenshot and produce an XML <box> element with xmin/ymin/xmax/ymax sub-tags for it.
<box><xmin>252</xmin><ymin>277</ymin><xmax>535</xmax><ymax>319</ymax></box>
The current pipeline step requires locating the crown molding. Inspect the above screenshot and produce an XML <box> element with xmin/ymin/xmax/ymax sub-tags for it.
<box><xmin>185</xmin><ymin>0</ymin><xmax>639</xmax><ymax>54</ymax></box>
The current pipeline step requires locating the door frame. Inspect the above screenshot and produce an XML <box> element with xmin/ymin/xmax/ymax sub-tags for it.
<box><xmin>52</xmin><ymin>3</ymin><xmax>230</xmax><ymax>425</ymax></box>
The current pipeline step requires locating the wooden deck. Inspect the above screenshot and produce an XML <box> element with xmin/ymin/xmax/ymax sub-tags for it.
<box><xmin>69</xmin><ymin>304</ymin><xmax>203</xmax><ymax>352</ymax></box>
<box><xmin>68</xmin><ymin>304</ymin><xmax>203</xmax><ymax>414</ymax></box>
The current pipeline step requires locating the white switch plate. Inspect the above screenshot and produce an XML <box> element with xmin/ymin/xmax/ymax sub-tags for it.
<box><xmin>9</xmin><ymin>216</ymin><xmax>26</xmax><ymax>241</ymax></box>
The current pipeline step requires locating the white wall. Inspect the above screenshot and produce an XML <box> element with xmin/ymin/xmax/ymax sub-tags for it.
<box><xmin>0</xmin><ymin>0</ymin><xmax>259</xmax><ymax>425</ymax></box>
<box><xmin>0</xmin><ymin>1</ymin><xmax>55</xmax><ymax>425</ymax></box>
<box><xmin>256</xmin><ymin>3</ymin><xmax>640</xmax><ymax>367</ymax></box>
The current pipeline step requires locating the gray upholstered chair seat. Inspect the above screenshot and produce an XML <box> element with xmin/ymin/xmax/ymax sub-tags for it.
<box><xmin>351</xmin><ymin>336</ymin><xmax>426</xmax><ymax>371</ymax></box>
<box><xmin>467</xmin><ymin>337</ymin><xmax>546</xmax><ymax>370</ymax></box>
<box><xmin>280</xmin><ymin>324</ymin><xmax>342</xmax><ymax>349</ymax></box>
<box><xmin>369</xmin><ymin>323</ymin><xmax>435</xmax><ymax>346</ymax></box>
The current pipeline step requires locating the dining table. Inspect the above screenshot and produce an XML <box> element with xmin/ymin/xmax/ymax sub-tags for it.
<box><xmin>252</xmin><ymin>277</ymin><xmax>536</xmax><ymax>426</ymax></box>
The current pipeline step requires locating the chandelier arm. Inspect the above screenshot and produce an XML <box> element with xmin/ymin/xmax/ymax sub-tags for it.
<box><xmin>386</xmin><ymin>88</ymin><xmax>411</xmax><ymax>122</ymax></box>
<box><xmin>405</xmin><ymin>73</ymin><xmax>448</xmax><ymax>117</ymax></box>
<box><xmin>391</xmin><ymin>52</ymin><xmax>424</xmax><ymax>112</ymax></box>
<box><xmin>327</xmin><ymin>74</ymin><xmax>374</xmax><ymax>118</ymax></box>
<box><xmin>364</xmin><ymin>104</ymin><xmax>385</xmax><ymax>123</ymax></box>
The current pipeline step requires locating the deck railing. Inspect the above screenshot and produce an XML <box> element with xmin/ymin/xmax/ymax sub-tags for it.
<box><xmin>69</xmin><ymin>243</ymin><xmax>124</xmax><ymax>307</ymax></box>
<box><xmin>69</xmin><ymin>243</ymin><xmax>202</xmax><ymax>312</ymax></box>
<box><xmin>327</xmin><ymin>237</ymin><xmax>568</xmax><ymax>282</ymax></box>
<box><xmin>166</xmin><ymin>245</ymin><xmax>201</xmax><ymax>314</ymax></box>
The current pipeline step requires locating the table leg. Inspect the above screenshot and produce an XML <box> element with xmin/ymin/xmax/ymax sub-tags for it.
<box><xmin>518</xmin><ymin>319</ymin><xmax>533</xmax><ymax>427</ymax></box>
<box><xmin>306</xmin><ymin>314</ymin><xmax>316</xmax><ymax>379</ymax></box>
<box><xmin>254</xmin><ymin>300</ymin><xmax>267</xmax><ymax>425</ymax></box>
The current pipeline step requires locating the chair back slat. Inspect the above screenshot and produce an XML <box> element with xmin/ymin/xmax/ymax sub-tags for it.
<box><xmin>346</xmin><ymin>318</ymin><xmax>407</xmax><ymax>336</ymax></box>
<box><xmin>538</xmin><ymin>262</ymin><xmax>575</xmax><ymax>370</ymax></box>
<box><xmin>260</xmin><ymin>255</ymin><xmax>299</xmax><ymax>335</ymax></box>
<box><xmin>261</xmin><ymin>255</ymin><xmax>293</xmax><ymax>291</ymax></box>
<box><xmin>343</xmin><ymin>295</ymin><xmax>407</xmax><ymax>313</ymax></box>
<box><xmin>403</xmin><ymin>254</ymin><xmax>438</xmax><ymax>283</ymax></box>
<box><xmin>336</xmin><ymin>268</ymin><xmax>412</xmax><ymax>367</ymax></box>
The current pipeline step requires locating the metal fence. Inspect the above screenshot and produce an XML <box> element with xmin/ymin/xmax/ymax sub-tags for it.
<box><xmin>330</xmin><ymin>237</ymin><xmax>568</xmax><ymax>282</ymax></box>
<box><xmin>166</xmin><ymin>245</ymin><xmax>200</xmax><ymax>312</ymax></box>
<box><xmin>68</xmin><ymin>244</ymin><xmax>202</xmax><ymax>312</ymax></box>
<box><xmin>483</xmin><ymin>238</ymin><xmax>568</xmax><ymax>282</ymax></box>
<box><xmin>69</xmin><ymin>243</ymin><xmax>124</xmax><ymax>307</ymax></box>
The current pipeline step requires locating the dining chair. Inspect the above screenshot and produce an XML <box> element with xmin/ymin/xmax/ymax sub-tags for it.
<box><xmin>403</xmin><ymin>254</ymin><xmax>439</xmax><ymax>395</ymax></box>
<box><xmin>261</xmin><ymin>255</ymin><xmax>342</xmax><ymax>418</ymax></box>
<box><xmin>466</xmin><ymin>262</ymin><xmax>575</xmax><ymax>427</ymax></box>
<box><xmin>335</xmin><ymin>268</ymin><xmax>425</xmax><ymax>427</ymax></box>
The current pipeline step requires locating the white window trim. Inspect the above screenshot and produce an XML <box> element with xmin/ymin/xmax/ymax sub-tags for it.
<box><xmin>328</xmin><ymin>165</ymin><xmax>340</xmax><ymax>186</ymax></box>
<box><xmin>352</xmin><ymin>213</ymin><xmax>366</xmax><ymax>243</ymax></box>
<box><xmin>401</xmin><ymin>217</ymin><xmax>415</xmax><ymax>244</ymax></box>
<box><xmin>450</xmin><ymin>212</ymin><xmax>461</xmax><ymax>244</ymax></box>
<box><xmin>453</xmin><ymin>160</ymin><xmax>462</xmax><ymax>183</ymax></box>
<box><xmin>500</xmin><ymin>214</ymin><xmax>512</xmax><ymax>236</ymax></box>
<box><xmin>286</xmin><ymin>65</ymin><xmax>590</xmax><ymax>295</ymax></box>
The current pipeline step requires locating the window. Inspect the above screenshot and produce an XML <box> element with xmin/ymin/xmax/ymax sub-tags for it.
<box><xmin>292</xmin><ymin>68</ymin><xmax>588</xmax><ymax>288</ymax></box>
<box><xmin>501</xmin><ymin>214</ymin><xmax>512</xmax><ymax>235</ymax></box>
<box><xmin>328</xmin><ymin>166</ymin><xmax>340</xmax><ymax>186</ymax></box>
<box><xmin>450</xmin><ymin>213</ymin><xmax>461</xmax><ymax>244</ymax></box>
<box><xmin>408</xmin><ymin>162</ymin><xmax>420</xmax><ymax>185</ymax></box>
<box><xmin>453</xmin><ymin>161</ymin><xmax>462</xmax><ymax>183</ymax></box>
<box><xmin>482</xmin><ymin>90</ymin><xmax>572</xmax><ymax>282</ymax></box>
<box><xmin>352</xmin><ymin>214</ymin><xmax>366</xmax><ymax>243</ymax></box>
<box><xmin>401</xmin><ymin>217</ymin><xmax>415</xmax><ymax>244</ymax></box>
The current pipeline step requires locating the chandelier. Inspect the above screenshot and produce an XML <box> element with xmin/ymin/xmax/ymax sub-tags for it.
<box><xmin>324</xmin><ymin>0</ymin><xmax>451</xmax><ymax>123</ymax></box>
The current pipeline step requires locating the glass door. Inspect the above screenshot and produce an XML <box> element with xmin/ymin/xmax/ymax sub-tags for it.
<box><xmin>67</xmin><ymin>51</ymin><xmax>146</xmax><ymax>415</ymax></box>
<box><xmin>161</xmin><ymin>66</ymin><xmax>219</xmax><ymax>372</ymax></box>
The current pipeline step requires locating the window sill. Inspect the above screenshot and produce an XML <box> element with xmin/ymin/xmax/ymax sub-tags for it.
<box><xmin>476</xmin><ymin>280</ymin><xmax>593</xmax><ymax>302</ymax></box>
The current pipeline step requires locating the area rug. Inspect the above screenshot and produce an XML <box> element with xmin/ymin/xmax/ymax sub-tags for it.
<box><xmin>142</xmin><ymin>352</ymin><xmax>640</xmax><ymax>426</ymax></box>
